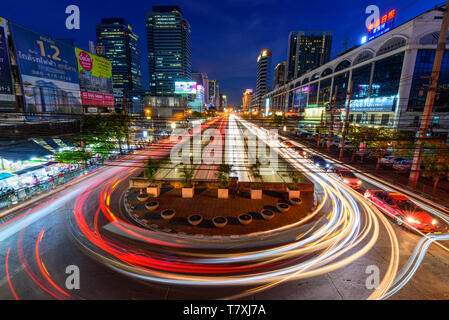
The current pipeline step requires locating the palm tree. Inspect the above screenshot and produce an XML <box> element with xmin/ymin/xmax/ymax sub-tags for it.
<box><xmin>180</xmin><ymin>165</ymin><xmax>194</xmax><ymax>188</ymax></box>
<box><xmin>217</xmin><ymin>164</ymin><xmax>232</xmax><ymax>189</ymax></box>
<box><xmin>145</xmin><ymin>156</ymin><xmax>159</xmax><ymax>186</ymax></box>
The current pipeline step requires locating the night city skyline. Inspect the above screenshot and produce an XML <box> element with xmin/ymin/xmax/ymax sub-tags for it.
<box><xmin>0</xmin><ymin>0</ymin><xmax>442</xmax><ymax>105</ymax></box>
<box><xmin>3</xmin><ymin>0</ymin><xmax>449</xmax><ymax>308</ymax></box>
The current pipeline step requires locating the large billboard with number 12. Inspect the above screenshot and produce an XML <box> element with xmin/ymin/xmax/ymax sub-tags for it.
<box><xmin>9</xmin><ymin>22</ymin><xmax>81</xmax><ymax>119</ymax></box>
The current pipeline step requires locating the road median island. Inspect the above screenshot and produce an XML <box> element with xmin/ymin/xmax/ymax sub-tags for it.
<box><xmin>123</xmin><ymin>182</ymin><xmax>315</xmax><ymax>237</ymax></box>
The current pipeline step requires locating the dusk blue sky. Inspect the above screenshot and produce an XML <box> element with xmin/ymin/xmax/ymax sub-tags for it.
<box><xmin>1</xmin><ymin>0</ymin><xmax>443</xmax><ymax>105</ymax></box>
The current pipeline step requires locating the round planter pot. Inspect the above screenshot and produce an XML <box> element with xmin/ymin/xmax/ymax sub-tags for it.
<box><xmin>238</xmin><ymin>213</ymin><xmax>253</xmax><ymax>225</ymax></box>
<box><xmin>160</xmin><ymin>209</ymin><xmax>175</xmax><ymax>220</ymax></box>
<box><xmin>213</xmin><ymin>216</ymin><xmax>228</xmax><ymax>228</ymax></box>
<box><xmin>277</xmin><ymin>203</ymin><xmax>290</xmax><ymax>212</ymax></box>
<box><xmin>145</xmin><ymin>201</ymin><xmax>159</xmax><ymax>211</ymax></box>
<box><xmin>137</xmin><ymin>194</ymin><xmax>149</xmax><ymax>202</ymax></box>
<box><xmin>261</xmin><ymin>209</ymin><xmax>275</xmax><ymax>220</ymax></box>
<box><xmin>290</xmin><ymin>198</ymin><xmax>302</xmax><ymax>206</ymax></box>
<box><xmin>188</xmin><ymin>214</ymin><xmax>203</xmax><ymax>226</ymax></box>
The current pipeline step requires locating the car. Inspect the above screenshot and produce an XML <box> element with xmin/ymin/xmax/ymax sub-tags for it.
<box><xmin>364</xmin><ymin>190</ymin><xmax>437</xmax><ymax>232</ymax></box>
<box><xmin>392</xmin><ymin>159</ymin><xmax>412</xmax><ymax>171</ymax></box>
<box><xmin>282</xmin><ymin>140</ymin><xmax>294</xmax><ymax>148</ymax></box>
<box><xmin>327</xmin><ymin>165</ymin><xmax>362</xmax><ymax>189</ymax></box>
<box><xmin>380</xmin><ymin>156</ymin><xmax>405</xmax><ymax>166</ymax></box>
<box><xmin>292</xmin><ymin>146</ymin><xmax>306</xmax><ymax>157</ymax></box>
<box><xmin>307</xmin><ymin>155</ymin><xmax>330</xmax><ymax>169</ymax></box>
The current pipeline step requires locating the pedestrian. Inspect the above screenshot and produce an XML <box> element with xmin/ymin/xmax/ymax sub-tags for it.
<box><xmin>32</xmin><ymin>175</ymin><xmax>39</xmax><ymax>187</ymax></box>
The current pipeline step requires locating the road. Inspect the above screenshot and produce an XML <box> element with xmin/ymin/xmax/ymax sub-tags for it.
<box><xmin>0</xmin><ymin>115</ymin><xmax>449</xmax><ymax>299</ymax></box>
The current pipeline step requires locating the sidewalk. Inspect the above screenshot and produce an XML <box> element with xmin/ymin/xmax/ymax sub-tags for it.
<box><xmin>282</xmin><ymin>130</ymin><xmax>449</xmax><ymax>208</ymax></box>
<box><xmin>0</xmin><ymin>150</ymin><xmax>139</xmax><ymax>218</ymax></box>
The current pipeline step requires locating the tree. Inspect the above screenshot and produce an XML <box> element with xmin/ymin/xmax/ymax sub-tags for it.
<box><xmin>421</xmin><ymin>140</ymin><xmax>449</xmax><ymax>194</ymax></box>
<box><xmin>180</xmin><ymin>165</ymin><xmax>194</xmax><ymax>188</ymax></box>
<box><xmin>288</xmin><ymin>170</ymin><xmax>305</xmax><ymax>190</ymax></box>
<box><xmin>366</xmin><ymin>129</ymin><xmax>410</xmax><ymax>170</ymax></box>
<box><xmin>217</xmin><ymin>163</ymin><xmax>232</xmax><ymax>189</ymax></box>
<box><xmin>346</xmin><ymin>125</ymin><xmax>372</xmax><ymax>162</ymax></box>
<box><xmin>145</xmin><ymin>156</ymin><xmax>160</xmax><ymax>186</ymax></box>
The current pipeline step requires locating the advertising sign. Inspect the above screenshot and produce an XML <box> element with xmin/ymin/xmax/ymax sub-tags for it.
<box><xmin>75</xmin><ymin>47</ymin><xmax>114</xmax><ymax>106</ymax></box>
<box><xmin>9</xmin><ymin>22</ymin><xmax>81</xmax><ymax>118</ymax></box>
<box><xmin>0</xmin><ymin>17</ymin><xmax>15</xmax><ymax>108</ymax></box>
<box><xmin>367</xmin><ymin>9</ymin><xmax>396</xmax><ymax>42</ymax></box>
<box><xmin>175</xmin><ymin>81</ymin><xmax>197</xmax><ymax>94</ymax></box>
<box><xmin>349</xmin><ymin>95</ymin><xmax>398</xmax><ymax>112</ymax></box>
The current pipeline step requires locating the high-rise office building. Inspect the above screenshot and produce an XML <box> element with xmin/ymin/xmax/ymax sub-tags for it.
<box><xmin>146</xmin><ymin>6</ymin><xmax>192</xmax><ymax>96</ymax></box>
<box><xmin>208</xmin><ymin>79</ymin><xmax>219</xmax><ymax>107</ymax></box>
<box><xmin>255</xmin><ymin>49</ymin><xmax>272</xmax><ymax>110</ymax></box>
<box><xmin>273</xmin><ymin>61</ymin><xmax>286</xmax><ymax>89</ymax></box>
<box><xmin>242</xmin><ymin>89</ymin><xmax>254</xmax><ymax>112</ymax></box>
<box><xmin>219</xmin><ymin>93</ymin><xmax>227</xmax><ymax>111</ymax></box>
<box><xmin>192</xmin><ymin>71</ymin><xmax>209</xmax><ymax>104</ymax></box>
<box><xmin>286</xmin><ymin>31</ymin><xmax>332</xmax><ymax>81</ymax></box>
<box><xmin>96</xmin><ymin>18</ymin><xmax>142</xmax><ymax>94</ymax></box>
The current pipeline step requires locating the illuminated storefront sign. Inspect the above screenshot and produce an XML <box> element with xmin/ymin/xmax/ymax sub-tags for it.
<box><xmin>349</xmin><ymin>95</ymin><xmax>398</xmax><ymax>112</ymax></box>
<box><xmin>304</xmin><ymin>107</ymin><xmax>324</xmax><ymax>120</ymax></box>
<box><xmin>367</xmin><ymin>9</ymin><xmax>396</xmax><ymax>41</ymax></box>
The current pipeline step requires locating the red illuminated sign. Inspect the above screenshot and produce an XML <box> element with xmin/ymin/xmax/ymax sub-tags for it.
<box><xmin>368</xmin><ymin>9</ymin><xmax>396</xmax><ymax>32</ymax></box>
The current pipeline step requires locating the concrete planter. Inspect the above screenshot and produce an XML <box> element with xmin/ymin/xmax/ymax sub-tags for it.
<box><xmin>238</xmin><ymin>213</ymin><xmax>253</xmax><ymax>225</ymax></box>
<box><xmin>188</xmin><ymin>214</ymin><xmax>203</xmax><ymax>226</ymax></box>
<box><xmin>218</xmin><ymin>188</ymin><xmax>229</xmax><ymax>199</ymax></box>
<box><xmin>260</xmin><ymin>209</ymin><xmax>275</xmax><ymax>220</ymax></box>
<box><xmin>160</xmin><ymin>209</ymin><xmax>175</xmax><ymax>220</ymax></box>
<box><xmin>147</xmin><ymin>185</ymin><xmax>160</xmax><ymax>198</ymax></box>
<box><xmin>145</xmin><ymin>201</ymin><xmax>159</xmax><ymax>211</ymax></box>
<box><xmin>137</xmin><ymin>193</ymin><xmax>149</xmax><ymax>202</ymax></box>
<box><xmin>290</xmin><ymin>198</ymin><xmax>302</xmax><ymax>206</ymax></box>
<box><xmin>212</xmin><ymin>216</ymin><xmax>228</xmax><ymax>228</ymax></box>
<box><xmin>277</xmin><ymin>203</ymin><xmax>290</xmax><ymax>212</ymax></box>
<box><xmin>182</xmin><ymin>187</ymin><xmax>194</xmax><ymax>198</ymax></box>
<box><xmin>288</xmin><ymin>188</ymin><xmax>301</xmax><ymax>200</ymax></box>
<box><xmin>250</xmin><ymin>189</ymin><xmax>262</xmax><ymax>200</ymax></box>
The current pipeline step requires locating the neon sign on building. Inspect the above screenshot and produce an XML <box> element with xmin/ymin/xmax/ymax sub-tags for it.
<box><xmin>366</xmin><ymin>9</ymin><xmax>396</xmax><ymax>42</ymax></box>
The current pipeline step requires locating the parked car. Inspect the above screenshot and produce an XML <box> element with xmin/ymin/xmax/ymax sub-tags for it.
<box><xmin>380</xmin><ymin>156</ymin><xmax>404</xmax><ymax>166</ymax></box>
<box><xmin>327</xmin><ymin>165</ymin><xmax>362</xmax><ymax>189</ymax></box>
<box><xmin>364</xmin><ymin>190</ymin><xmax>437</xmax><ymax>232</ymax></box>
<box><xmin>393</xmin><ymin>159</ymin><xmax>412</xmax><ymax>171</ymax></box>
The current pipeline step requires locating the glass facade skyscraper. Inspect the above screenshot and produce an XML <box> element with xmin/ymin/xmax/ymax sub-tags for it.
<box><xmin>146</xmin><ymin>6</ymin><xmax>192</xmax><ymax>96</ymax></box>
<box><xmin>255</xmin><ymin>49</ymin><xmax>272</xmax><ymax>110</ymax></box>
<box><xmin>286</xmin><ymin>31</ymin><xmax>332</xmax><ymax>81</ymax></box>
<box><xmin>95</xmin><ymin>18</ymin><xmax>142</xmax><ymax>94</ymax></box>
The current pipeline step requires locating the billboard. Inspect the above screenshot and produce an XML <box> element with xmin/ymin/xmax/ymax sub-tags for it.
<box><xmin>0</xmin><ymin>17</ymin><xmax>15</xmax><ymax>108</ymax></box>
<box><xmin>367</xmin><ymin>9</ymin><xmax>396</xmax><ymax>42</ymax></box>
<box><xmin>175</xmin><ymin>81</ymin><xmax>197</xmax><ymax>94</ymax></box>
<box><xmin>349</xmin><ymin>95</ymin><xmax>398</xmax><ymax>112</ymax></box>
<box><xmin>75</xmin><ymin>47</ymin><xmax>114</xmax><ymax>106</ymax></box>
<box><xmin>9</xmin><ymin>22</ymin><xmax>81</xmax><ymax>118</ymax></box>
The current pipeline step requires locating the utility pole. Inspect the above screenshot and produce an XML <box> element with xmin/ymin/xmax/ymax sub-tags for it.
<box><xmin>317</xmin><ymin>108</ymin><xmax>324</xmax><ymax>147</ymax></box>
<box><xmin>339</xmin><ymin>81</ymin><xmax>353</xmax><ymax>161</ymax></box>
<box><xmin>409</xmin><ymin>0</ymin><xmax>449</xmax><ymax>188</ymax></box>
<box><xmin>327</xmin><ymin>86</ymin><xmax>338</xmax><ymax>152</ymax></box>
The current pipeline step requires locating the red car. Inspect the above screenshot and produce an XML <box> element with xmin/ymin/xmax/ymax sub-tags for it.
<box><xmin>364</xmin><ymin>190</ymin><xmax>437</xmax><ymax>233</ymax></box>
